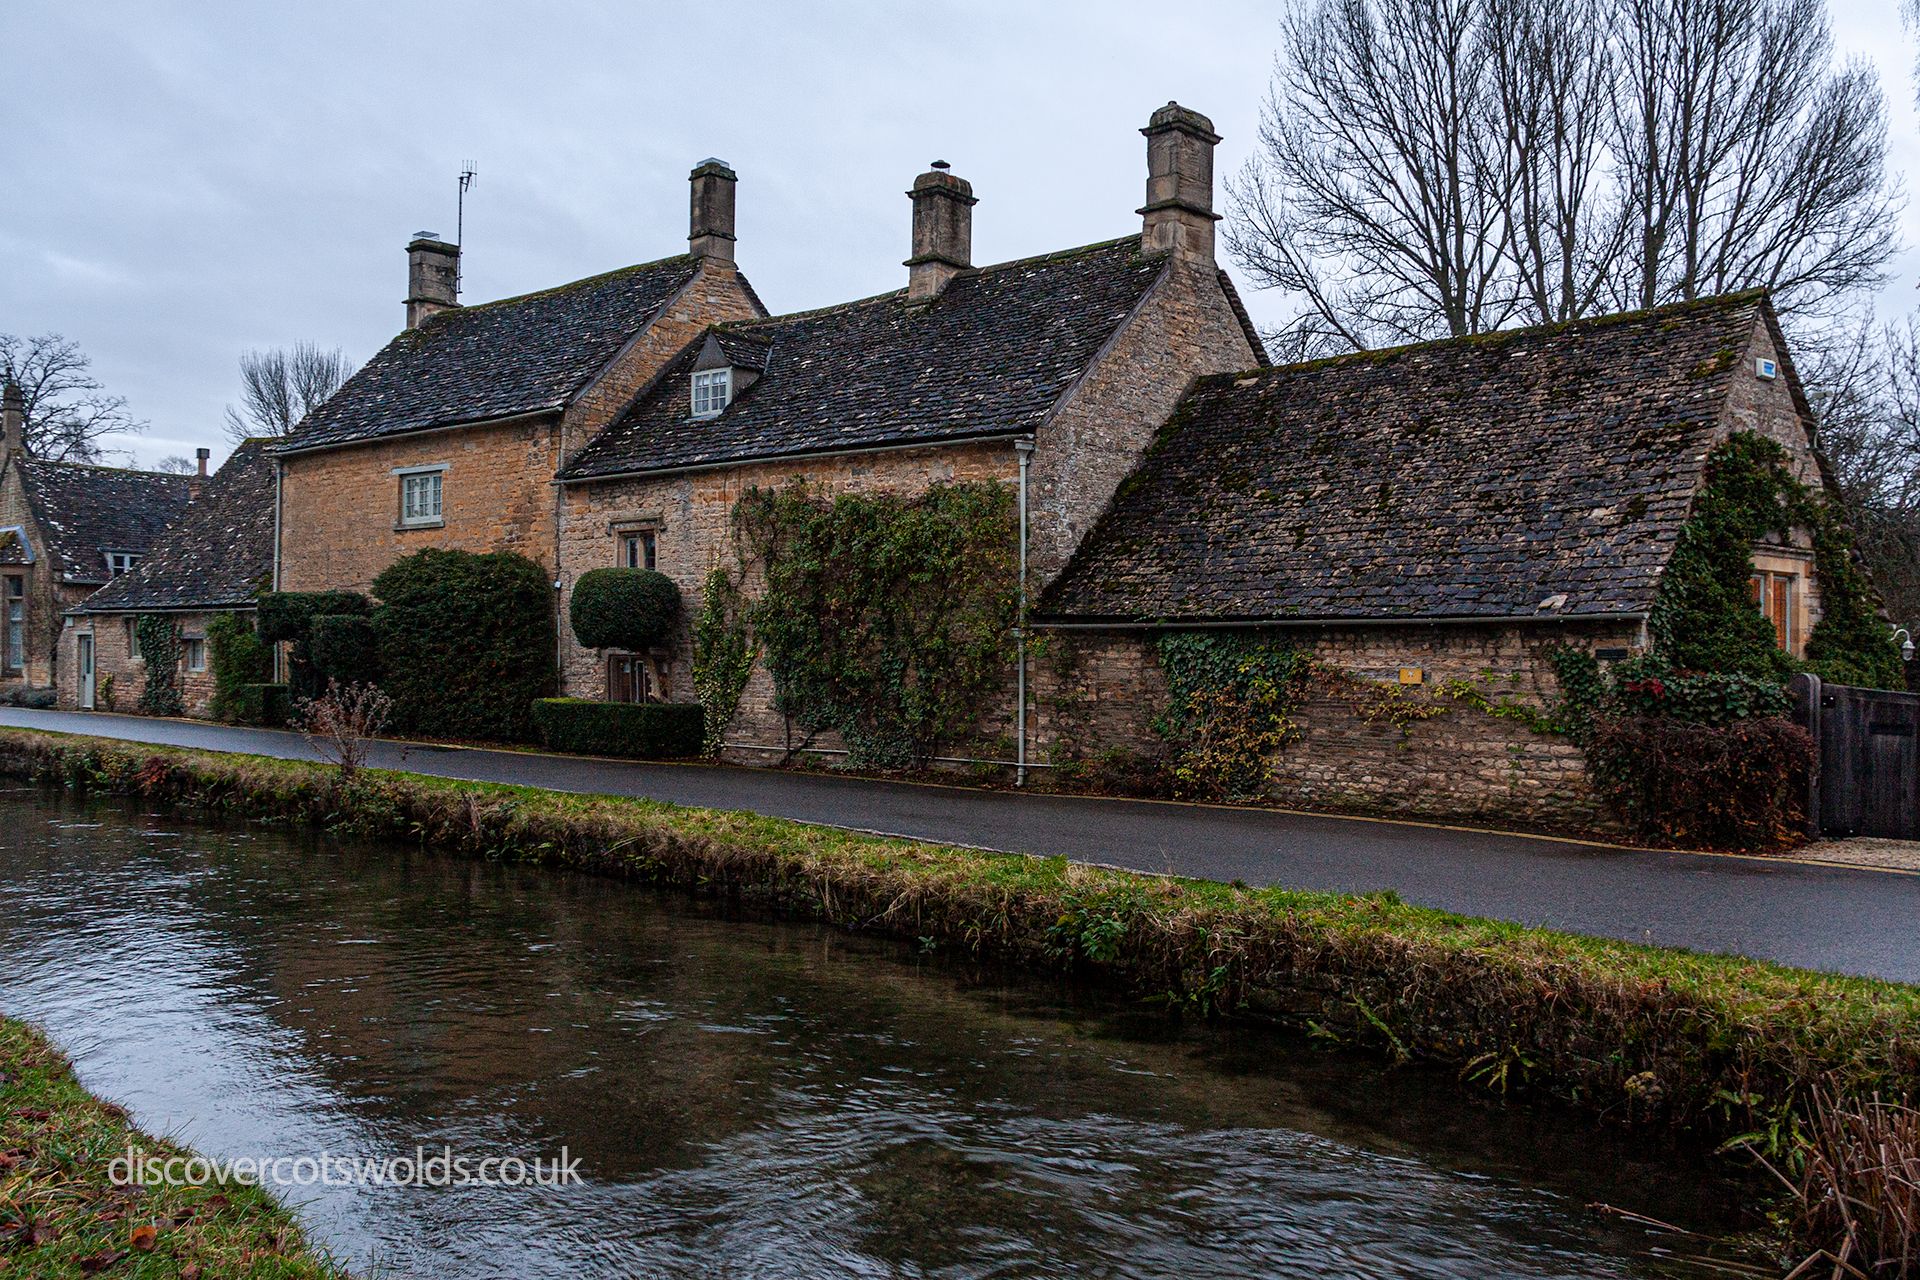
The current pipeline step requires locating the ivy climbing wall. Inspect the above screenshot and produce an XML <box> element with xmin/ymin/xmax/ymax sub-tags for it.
<box><xmin>1033</xmin><ymin>621</ymin><xmax>1644</xmax><ymax>829</ymax></box>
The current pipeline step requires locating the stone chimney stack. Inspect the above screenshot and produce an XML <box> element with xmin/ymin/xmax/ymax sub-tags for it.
<box><xmin>689</xmin><ymin>159</ymin><xmax>738</xmax><ymax>263</ymax></box>
<box><xmin>406</xmin><ymin>232</ymin><xmax>460</xmax><ymax>328</ymax></box>
<box><xmin>905</xmin><ymin>161</ymin><xmax>976</xmax><ymax>302</ymax></box>
<box><xmin>1139</xmin><ymin>102</ymin><xmax>1221</xmax><ymax>263</ymax></box>
<box><xmin>1</xmin><ymin>381</ymin><xmax>22</xmax><ymax>463</ymax></box>
<box><xmin>188</xmin><ymin>447</ymin><xmax>211</xmax><ymax>500</ymax></box>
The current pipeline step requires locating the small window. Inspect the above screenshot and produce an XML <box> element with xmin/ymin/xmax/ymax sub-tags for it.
<box><xmin>3</xmin><ymin>576</ymin><xmax>22</xmax><ymax>675</ymax></box>
<box><xmin>620</xmin><ymin>529</ymin><xmax>657</xmax><ymax>571</ymax></box>
<box><xmin>400</xmin><ymin>470</ymin><xmax>443</xmax><ymax>526</ymax></box>
<box><xmin>691</xmin><ymin>368</ymin><xmax>732</xmax><ymax>418</ymax></box>
<box><xmin>607</xmin><ymin>653</ymin><xmax>654</xmax><ymax>703</ymax></box>
<box><xmin>183</xmin><ymin>637</ymin><xmax>207</xmax><ymax>673</ymax></box>
<box><xmin>1751</xmin><ymin>570</ymin><xmax>1797</xmax><ymax>652</ymax></box>
<box><xmin>123</xmin><ymin>617</ymin><xmax>134</xmax><ymax>651</ymax></box>
<box><xmin>105</xmin><ymin>552</ymin><xmax>139</xmax><ymax>578</ymax></box>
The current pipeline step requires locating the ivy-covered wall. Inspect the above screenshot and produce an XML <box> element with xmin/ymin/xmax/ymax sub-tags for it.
<box><xmin>1033</xmin><ymin>621</ymin><xmax>1636</xmax><ymax>829</ymax></box>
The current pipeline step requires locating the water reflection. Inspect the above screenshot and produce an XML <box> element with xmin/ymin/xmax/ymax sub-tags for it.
<box><xmin>0</xmin><ymin>797</ymin><xmax>1749</xmax><ymax>1278</ymax></box>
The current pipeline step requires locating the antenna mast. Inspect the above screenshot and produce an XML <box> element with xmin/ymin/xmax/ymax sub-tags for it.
<box><xmin>455</xmin><ymin>162</ymin><xmax>477</xmax><ymax>296</ymax></box>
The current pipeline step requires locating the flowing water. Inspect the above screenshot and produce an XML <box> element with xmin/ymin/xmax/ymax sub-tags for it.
<box><xmin>0</xmin><ymin>793</ymin><xmax>1757</xmax><ymax>1278</ymax></box>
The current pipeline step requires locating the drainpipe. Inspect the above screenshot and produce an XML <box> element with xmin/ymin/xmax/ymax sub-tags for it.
<box><xmin>1015</xmin><ymin>438</ymin><xmax>1035</xmax><ymax>787</ymax></box>
<box><xmin>271</xmin><ymin>458</ymin><xmax>284</xmax><ymax>683</ymax></box>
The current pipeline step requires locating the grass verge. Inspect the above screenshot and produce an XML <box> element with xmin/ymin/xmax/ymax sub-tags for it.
<box><xmin>0</xmin><ymin>1017</ymin><xmax>343</xmax><ymax>1278</ymax></box>
<box><xmin>2</xmin><ymin>726</ymin><xmax>1918</xmax><ymax>1260</ymax></box>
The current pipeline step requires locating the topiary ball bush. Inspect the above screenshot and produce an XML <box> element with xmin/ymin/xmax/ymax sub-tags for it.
<box><xmin>371</xmin><ymin>549</ymin><xmax>557</xmax><ymax>743</ymax></box>
<box><xmin>569</xmin><ymin>568</ymin><xmax>681</xmax><ymax>651</ymax></box>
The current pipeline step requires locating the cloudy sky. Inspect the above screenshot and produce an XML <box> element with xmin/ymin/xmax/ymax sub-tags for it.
<box><xmin>3</xmin><ymin>1</ymin><xmax>1918</xmax><ymax>468</ymax></box>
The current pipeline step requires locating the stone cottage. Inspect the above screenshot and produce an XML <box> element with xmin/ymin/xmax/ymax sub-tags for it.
<box><xmin>553</xmin><ymin>102</ymin><xmax>1264</xmax><ymax>744</ymax></box>
<box><xmin>271</xmin><ymin>160</ymin><xmax>765</xmax><ymax>594</ymax></box>
<box><xmin>59</xmin><ymin>438</ymin><xmax>277</xmax><ymax>715</ymax></box>
<box><xmin>1032</xmin><ymin>291</ymin><xmax>1829</xmax><ymax>827</ymax></box>
<box><xmin>0</xmin><ymin>380</ymin><xmax>194</xmax><ymax>699</ymax></box>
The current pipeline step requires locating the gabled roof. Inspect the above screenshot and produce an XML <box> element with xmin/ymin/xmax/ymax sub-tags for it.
<box><xmin>278</xmin><ymin>255</ymin><xmax>717</xmax><ymax>453</ymax></box>
<box><xmin>76</xmin><ymin>439</ymin><xmax>276</xmax><ymax>613</ymax></box>
<box><xmin>1038</xmin><ymin>291</ymin><xmax>1778</xmax><ymax>625</ymax></box>
<box><xmin>559</xmin><ymin>235</ymin><xmax>1202</xmax><ymax>481</ymax></box>
<box><xmin>17</xmin><ymin>457</ymin><xmax>193</xmax><ymax>585</ymax></box>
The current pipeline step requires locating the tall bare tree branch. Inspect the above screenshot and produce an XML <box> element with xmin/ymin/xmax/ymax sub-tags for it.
<box><xmin>0</xmin><ymin>333</ymin><xmax>146</xmax><ymax>463</ymax></box>
<box><xmin>223</xmin><ymin>343</ymin><xmax>354</xmax><ymax>445</ymax></box>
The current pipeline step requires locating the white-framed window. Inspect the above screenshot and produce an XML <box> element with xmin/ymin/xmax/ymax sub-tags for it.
<box><xmin>691</xmin><ymin>368</ymin><xmax>732</xmax><ymax>418</ymax></box>
<box><xmin>183</xmin><ymin>637</ymin><xmax>206</xmax><ymax>673</ymax></box>
<box><xmin>620</xmin><ymin>529</ymin><xmax>657</xmax><ymax>571</ymax></box>
<box><xmin>398</xmin><ymin>469</ymin><xmax>444</xmax><ymax>526</ymax></box>
<box><xmin>3</xmin><ymin>575</ymin><xmax>23</xmax><ymax>675</ymax></box>
<box><xmin>104</xmin><ymin>552</ymin><xmax>139</xmax><ymax>578</ymax></box>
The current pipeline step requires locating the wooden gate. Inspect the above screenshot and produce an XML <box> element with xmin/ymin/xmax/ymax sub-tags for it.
<box><xmin>1795</xmin><ymin>673</ymin><xmax>1920</xmax><ymax>838</ymax></box>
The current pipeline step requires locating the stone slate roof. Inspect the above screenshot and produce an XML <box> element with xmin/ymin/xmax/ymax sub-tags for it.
<box><xmin>1039</xmin><ymin>291</ymin><xmax>1779</xmax><ymax>624</ymax></box>
<box><xmin>561</xmin><ymin>236</ymin><xmax>1240</xmax><ymax>480</ymax></box>
<box><xmin>278</xmin><ymin>255</ymin><xmax>712</xmax><ymax>452</ymax></box>
<box><xmin>77</xmin><ymin>439</ymin><xmax>276</xmax><ymax>613</ymax></box>
<box><xmin>17</xmin><ymin>458</ymin><xmax>193</xmax><ymax>586</ymax></box>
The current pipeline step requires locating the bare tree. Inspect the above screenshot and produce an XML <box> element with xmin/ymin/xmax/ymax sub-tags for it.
<box><xmin>1806</xmin><ymin>314</ymin><xmax>1920</xmax><ymax>629</ymax></box>
<box><xmin>0</xmin><ymin>333</ymin><xmax>146</xmax><ymax>462</ymax></box>
<box><xmin>1611</xmin><ymin>0</ymin><xmax>1898</xmax><ymax>317</ymax></box>
<box><xmin>1229</xmin><ymin>0</ymin><xmax>1900</xmax><ymax>350</ymax></box>
<box><xmin>1224</xmin><ymin>0</ymin><xmax>1519</xmax><ymax>358</ymax></box>
<box><xmin>223</xmin><ymin>343</ymin><xmax>354</xmax><ymax>445</ymax></box>
<box><xmin>153</xmin><ymin>454</ymin><xmax>196</xmax><ymax>474</ymax></box>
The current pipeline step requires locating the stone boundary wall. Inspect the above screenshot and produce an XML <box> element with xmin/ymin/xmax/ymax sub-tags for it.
<box><xmin>1031</xmin><ymin>620</ymin><xmax>1645</xmax><ymax>831</ymax></box>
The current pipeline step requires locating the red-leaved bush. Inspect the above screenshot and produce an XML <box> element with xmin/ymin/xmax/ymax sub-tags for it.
<box><xmin>1585</xmin><ymin>714</ymin><xmax>1813</xmax><ymax>851</ymax></box>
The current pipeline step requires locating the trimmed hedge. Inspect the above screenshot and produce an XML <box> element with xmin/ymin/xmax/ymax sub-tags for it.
<box><xmin>309</xmin><ymin>613</ymin><xmax>381</xmax><ymax>686</ymax></box>
<box><xmin>371</xmin><ymin>549</ymin><xmax>557</xmax><ymax>743</ymax></box>
<box><xmin>227</xmin><ymin>683</ymin><xmax>291</xmax><ymax>727</ymax></box>
<box><xmin>207</xmin><ymin>613</ymin><xmax>272</xmax><ymax>723</ymax></box>
<box><xmin>569</xmin><ymin>568</ymin><xmax>680</xmax><ymax>651</ymax></box>
<box><xmin>532</xmin><ymin>698</ymin><xmax>704</xmax><ymax>759</ymax></box>
<box><xmin>256</xmin><ymin>590</ymin><xmax>369</xmax><ymax>643</ymax></box>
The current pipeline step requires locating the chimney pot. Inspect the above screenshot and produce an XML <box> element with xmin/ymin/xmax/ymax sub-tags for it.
<box><xmin>195</xmin><ymin>447</ymin><xmax>210</xmax><ymax>477</ymax></box>
<box><xmin>405</xmin><ymin>234</ymin><xmax>460</xmax><ymax>328</ymax></box>
<box><xmin>905</xmin><ymin>164</ymin><xmax>976</xmax><ymax>302</ymax></box>
<box><xmin>1139</xmin><ymin>101</ymin><xmax>1222</xmax><ymax>263</ymax></box>
<box><xmin>1</xmin><ymin>380</ymin><xmax>22</xmax><ymax>461</ymax></box>
<box><xmin>689</xmin><ymin>159</ymin><xmax>738</xmax><ymax>263</ymax></box>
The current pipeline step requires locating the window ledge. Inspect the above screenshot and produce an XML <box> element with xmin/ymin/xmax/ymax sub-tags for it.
<box><xmin>394</xmin><ymin>520</ymin><xmax>446</xmax><ymax>532</ymax></box>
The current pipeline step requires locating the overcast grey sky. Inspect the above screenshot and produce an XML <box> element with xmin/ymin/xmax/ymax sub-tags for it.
<box><xmin>3</xmin><ymin>1</ymin><xmax>1917</xmax><ymax>469</ymax></box>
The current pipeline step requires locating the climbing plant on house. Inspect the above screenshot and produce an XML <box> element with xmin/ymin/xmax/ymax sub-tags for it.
<box><xmin>1151</xmin><ymin>632</ymin><xmax>1308</xmax><ymax>801</ymax></box>
<box><xmin>733</xmin><ymin>482</ymin><xmax>1017</xmax><ymax>768</ymax></box>
<box><xmin>134</xmin><ymin>615</ymin><xmax>183</xmax><ymax>716</ymax></box>
<box><xmin>690</xmin><ymin>568</ymin><xmax>756</xmax><ymax>757</ymax></box>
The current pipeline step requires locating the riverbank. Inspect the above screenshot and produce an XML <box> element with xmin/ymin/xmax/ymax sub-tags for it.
<box><xmin>3</xmin><ymin>727</ymin><xmax>1917</xmax><ymax>1263</ymax></box>
<box><xmin>0</xmin><ymin>1016</ymin><xmax>343</xmax><ymax>1278</ymax></box>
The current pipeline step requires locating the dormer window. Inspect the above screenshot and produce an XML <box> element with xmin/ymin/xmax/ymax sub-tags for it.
<box><xmin>105</xmin><ymin>552</ymin><xmax>139</xmax><ymax>578</ymax></box>
<box><xmin>691</xmin><ymin>368</ymin><xmax>732</xmax><ymax>418</ymax></box>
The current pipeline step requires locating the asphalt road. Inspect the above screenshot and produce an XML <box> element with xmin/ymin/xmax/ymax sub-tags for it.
<box><xmin>4</xmin><ymin>706</ymin><xmax>1917</xmax><ymax>982</ymax></box>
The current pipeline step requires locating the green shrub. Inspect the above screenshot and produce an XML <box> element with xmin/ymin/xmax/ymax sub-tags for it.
<box><xmin>255</xmin><ymin>591</ymin><xmax>369</xmax><ymax>643</ymax></box>
<box><xmin>256</xmin><ymin>591</ymin><xmax>371</xmax><ymax>699</ymax></box>
<box><xmin>569</xmin><ymin>568</ymin><xmax>680</xmax><ymax>651</ymax></box>
<box><xmin>1606</xmin><ymin>656</ymin><xmax>1793</xmax><ymax>725</ymax></box>
<box><xmin>531</xmin><ymin>698</ymin><xmax>704</xmax><ymax>758</ymax></box>
<box><xmin>207</xmin><ymin>614</ymin><xmax>272</xmax><ymax>723</ymax></box>
<box><xmin>371</xmin><ymin>549</ymin><xmax>557</xmax><ymax>743</ymax></box>
<box><xmin>308</xmin><ymin>614</ymin><xmax>381</xmax><ymax>685</ymax></box>
<box><xmin>1586</xmin><ymin>714</ymin><xmax>1813</xmax><ymax>850</ymax></box>
<box><xmin>227</xmin><ymin>683</ymin><xmax>291</xmax><ymax>727</ymax></box>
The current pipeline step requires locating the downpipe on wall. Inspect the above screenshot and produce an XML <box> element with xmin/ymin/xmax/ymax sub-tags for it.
<box><xmin>1015</xmin><ymin>438</ymin><xmax>1034</xmax><ymax>787</ymax></box>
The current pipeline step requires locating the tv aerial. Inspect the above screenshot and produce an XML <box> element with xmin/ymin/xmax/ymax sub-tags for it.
<box><xmin>456</xmin><ymin>162</ymin><xmax>477</xmax><ymax>295</ymax></box>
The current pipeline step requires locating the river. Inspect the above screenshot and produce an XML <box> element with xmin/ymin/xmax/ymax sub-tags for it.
<box><xmin>0</xmin><ymin>793</ymin><xmax>1756</xmax><ymax>1277</ymax></box>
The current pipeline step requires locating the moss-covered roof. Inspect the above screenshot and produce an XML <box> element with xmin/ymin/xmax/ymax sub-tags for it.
<box><xmin>1039</xmin><ymin>292</ymin><xmax>1779</xmax><ymax>624</ymax></box>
